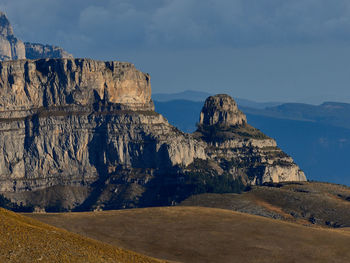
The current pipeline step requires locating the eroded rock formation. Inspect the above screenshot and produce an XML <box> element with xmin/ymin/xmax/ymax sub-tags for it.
<box><xmin>0</xmin><ymin>59</ymin><xmax>151</xmax><ymax>112</ymax></box>
<box><xmin>0</xmin><ymin>58</ymin><xmax>306</xmax><ymax>211</ymax></box>
<box><xmin>0</xmin><ymin>11</ymin><xmax>72</xmax><ymax>61</ymax></box>
<box><xmin>0</xmin><ymin>12</ymin><xmax>25</xmax><ymax>61</ymax></box>
<box><xmin>199</xmin><ymin>94</ymin><xmax>247</xmax><ymax>126</ymax></box>
<box><xmin>195</xmin><ymin>94</ymin><xmax>306</xmax><ymax>185</ymax></box>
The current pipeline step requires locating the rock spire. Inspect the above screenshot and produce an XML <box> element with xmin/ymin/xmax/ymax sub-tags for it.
<box><xmin>199</xmin><ymin>94</ymin><xmax>247</xmax><ymax>127</ymax></box>
<box><xmin>0</xmin><ymin>11</ymin><xmax>72</xmax><ymax>61</ymax></box>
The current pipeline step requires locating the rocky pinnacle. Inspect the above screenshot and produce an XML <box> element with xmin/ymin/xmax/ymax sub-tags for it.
<box><xmin>0</xmin><ymin>11</ymin><xmax>72</xmax><ymax>61</ymax></box>
<box><xmin>199</xmin><ymin>94</ymin><xmax>247</xmax><ymax>127</ymax></box>
<box><xmin>0</xmin><ymin>58</ymin><xmax>306</xmax><ymax>211</ymax></box>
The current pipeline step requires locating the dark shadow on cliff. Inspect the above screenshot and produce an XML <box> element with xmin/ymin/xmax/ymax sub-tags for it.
<box><xmin>136</xmin><ymin>165</ymin><xmax>245</xmax><ymax>208</ymax></box>
<box><xmin>72</xmin><ymin>114</ymin><xmax>110</xmax><ymax>212</ymax></box>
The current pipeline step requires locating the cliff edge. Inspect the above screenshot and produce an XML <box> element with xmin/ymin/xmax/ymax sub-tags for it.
<box><xmin>0</xmin><ymin>58</ymin><xmax>305</xmax><ymax>211</ymax></box>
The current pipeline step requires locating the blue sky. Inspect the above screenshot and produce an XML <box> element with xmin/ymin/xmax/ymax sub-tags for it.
<box><xmin>1</xmin><ymin>0</ymin><xmax>350</xmax><ymax>103</ymax></box>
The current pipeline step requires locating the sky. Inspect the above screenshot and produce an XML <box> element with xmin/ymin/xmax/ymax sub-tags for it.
<box><xmin>1</xmin><ymin>0</ymin><xmax>350</xmax><ymax>103</ymax></box>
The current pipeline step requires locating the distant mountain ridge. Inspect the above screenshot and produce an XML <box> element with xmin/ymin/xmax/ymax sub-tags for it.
<box><xmin>154</xmin><ymin>91</ymin><xmax>350</xmax><ymax>126</ymax></box>
<box><xmin>24</xmin><ymin>42</ymin><xmax>73</xmax><ymax>60</ymax></box>
<box><xmin>153</xmin><ymin>90</ymin><xmax>283</xmax><ymax>109</ymax></box>
<box><xmin>242</xmin><ymin>101</ymin><xmax>350</xmax><ymax>130</ymax></box>
<box><xmin>153</xmin><ymin>98</ymin><xmax>350</xmax><ymax>185</ymax></box>
<box><xmin>0</xmin><ymin>11</ymin><xmax>72</xmax><ymax>60</ymax></box>
<box><xmin>153</xmin><ymin>90</ymin><xmax>213</xmax><ymax>102</ymax></box>
<box><xmin>154</xmin><ymin>91</ymin><xmax>350</xmax><ymax>132</ymax></box>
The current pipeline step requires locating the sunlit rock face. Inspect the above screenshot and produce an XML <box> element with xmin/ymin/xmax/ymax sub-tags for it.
<box><xmin>0</xmin><ymin>59</ymin><xmax>305</xmax><ymax>212</ymax></box>
<box><xmin>196</xmin><ymin>94</ymin><xmax>306</xmax><ymax>185</ymax></box>
<box><xmin>0</xmin><ymin>12</ymin><xmax>26</xmax><ymax>61</ymax></box>
<box><xmin>199</xmin><ymin>94</ymin><xmax>247</xmax><ymax>127</ymax></box>
<box><xmin>0</xmin><ymin>58</ymin><xmax>152</xmax><ymax>113</ymax></box>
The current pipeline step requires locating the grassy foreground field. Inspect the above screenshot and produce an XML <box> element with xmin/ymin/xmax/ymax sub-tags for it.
<box><xmin>28</xmin><ymin>206</ymin><xmax>350</xmax><ymax>263</ymax></box>
<box><xmin>0</xmin><ymin>208</ymin><xmax>163</xmax><ymax>263</ymax></box>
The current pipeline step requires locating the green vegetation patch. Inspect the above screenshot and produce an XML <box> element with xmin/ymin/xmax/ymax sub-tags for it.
<box><xmin>195</xmin><ymin>123</ymin><xmax>270</xmax><ymax>142</ymax></box>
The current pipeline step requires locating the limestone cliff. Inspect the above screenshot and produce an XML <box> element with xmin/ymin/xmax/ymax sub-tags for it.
<box><xmin>195</xmin><ymin>94</ymin><xmax>306</xmax><ymax>185</ymax></box>
<box><xmin>0</xmin><ymin>58</ymin><xmax>305</xmax><ymax>211</ymax></box>
<box><xmin>0</xmin><ymin>11</ymin><xmax>72</xmax><ymax>61</ymax></box>
<box><xmin>0</xmin><ymin>59</ymin><xmax>152</xmax><ymax>112</ymax></box>
<box><xmin>199</xmin><ymin>94</ymin><xmax>247</xmax><ymax>126</ymax></box>
<box><xmin>24</xmin><ymin>43</ymin><xmax>73</xmax><ymax>60</ymax></box>
<box><xmin>0</xmin><ymin>12</ymin><xmax>25</xmax><ymax>61</ymax></box>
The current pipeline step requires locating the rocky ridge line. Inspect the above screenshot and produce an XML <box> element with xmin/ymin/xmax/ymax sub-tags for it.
<box><xmin>0</xmin><ymin>58</ymin><xmax>306</xmax><ymax>211</ymax></box>
<box><xmin>0</xmin><ymin>11</ymin><xmax>72</xmax><ymax>61</ymax></box>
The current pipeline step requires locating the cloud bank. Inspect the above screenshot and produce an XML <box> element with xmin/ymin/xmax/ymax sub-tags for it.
<box><xmin>1</xmin><ymin>0</ymin><xmax>350</xmax><ymax>103</ymax></box>
<box><xmin>1</xmin><ymin>0</ymin><xmax>350</xmax><ymax>56</ymax></box>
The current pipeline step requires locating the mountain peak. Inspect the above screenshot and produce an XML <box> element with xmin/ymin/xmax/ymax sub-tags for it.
<box><xmin>0</xmin><ymin>11</ymin><xmax>13</xmax><ymax>37</ymax></box>
<box><xmin>0</xmin><ymin>10</ymin><xmax>72</xmax><ymax>60</ymax></box>
<box><xmin>199</xmin><ymin>94</ymin><xmax>247</xmax><ymax>127</ymax></box>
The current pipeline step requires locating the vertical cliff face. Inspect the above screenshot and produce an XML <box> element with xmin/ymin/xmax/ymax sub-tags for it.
<box><xmin>0</xmin><ymin>11</ymin><xmax>72</xmax><ymax>61</ymax></box>
<box><xmin>0</xmin><ymin>59</ymin><xmax>152</xmax><ymax>112</ymax></box>
<box><xmin>0</xmin><ymin>12</ymin><xmax>26</xmax><ymax>61</ymax></box>
<box><xmin>0</xmin><ymin>58</ymin><xmax>156</xmax><ymax>193</ymax></box>
<box><xmin>0</xmin><ymin>12</ymin><xmax>13</xmax><ymax>36</ymax></box>
<box><xmin>195</xmin><ymin>94</ymin><xmax>306</xmax><ymax>185</ymax></box>
<box><xmin>0</xmin><ymin>59</ymin><xmax>305</xmax><ymax>212</ymax></box>
<box><xmin>199</xmin><ymin>94</ymin><xmax>247</xmax><ymax>126</ymax></box>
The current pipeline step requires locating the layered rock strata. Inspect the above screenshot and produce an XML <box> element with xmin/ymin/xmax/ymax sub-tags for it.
<box><xmin>0</xmin><ymin>12</ymin><xmax>25</xmax><ymax>61</ymax></box>
<box><xmin>0</xmin><ymin>58</ymin><xmax>306</xmax><ymax>211</ymax></box>
<box><xmin>0</xmin><ymin>58</ymin><xmax>152</xmax><ymax>112</ymax></box>
<box><xmin>195</xmin><ymin>94</ymin><xmax>306</xmax><ymax>185</ymax></box>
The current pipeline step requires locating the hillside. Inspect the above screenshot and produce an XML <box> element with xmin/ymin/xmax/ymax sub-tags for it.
<box><xmin>28</xmin><ymin>206</ymin><xmax>350</xmax><ymax>263</ymax></box>
<box><xmin>181</xmin><ymin>181</ymin><xmax>350</xmax><ymax>228</ymax></box>
<box><xmin>0</xmin><ymin>208</ymin><xmax>162</xmax><ymax>263</ymax></box>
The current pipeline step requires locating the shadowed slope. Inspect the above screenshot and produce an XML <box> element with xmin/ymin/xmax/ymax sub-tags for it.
<box><xmin>181</xmin><ymin>182</ymin><xmax>350</xmax><ymax>228</ymax></box>
<box><xmin>0</xmin><ymin>208</ymin><xmax>163</xmax><ymax>263</ymax></box>
<box><xmin>28</xmin><ymin>206</ymin><xmax>350</xmax><ymax>263</ymax></box>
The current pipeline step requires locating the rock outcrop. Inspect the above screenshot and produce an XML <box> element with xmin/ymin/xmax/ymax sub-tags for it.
<box><xmin>199</xmin><ymin>94</ymin><xmax>247</xmax><ymax>126</ymax></box>
<box><xmin>0</xmin><ymin>58</ymin><xmax>306</xmax><ymax>212</ymax></box>
<box><xmin>0</xmin><ymin>11</ymin><xmax>72</xmax><ymax>61</ymax></box>
<box><xmin>24</xmin><ymin>43</ymin><xmax>73</xmax><ymax>60</ymax></box>
<box><xmin>0</xmin><ymin>59</ymin><xmax>152</xmax><ymax>112</ymax></box>
<box><xmin>195</xmin><ymin>95</ymin><xmax>306</xmax><ymax>185</ymax></box>
<box><xmin>0</xmin><ymin>12</ymin><xmax>26</xmax><ymax>61</ymax></box>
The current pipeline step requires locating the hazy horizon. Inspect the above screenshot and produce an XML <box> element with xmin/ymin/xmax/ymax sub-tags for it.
<box><xmin>1</xmin><ymin>0</ymin><xmax>350</xmax><ymax>104</ymax></box>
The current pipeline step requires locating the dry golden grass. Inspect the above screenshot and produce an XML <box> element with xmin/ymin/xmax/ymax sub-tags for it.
<box><xmin>28</xmin><ymin>206</ymin><xmax>350</xmax><ymax>263</ymax></box>
<box><xmin>0</xmin><ymin>208</ymin><xmax>164</xmax><ymax>263</ymax></box>
<box><xmin>182</xmin><ymin>181</ymin><xmax>350</xmax><ymax>227</ymax></box>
